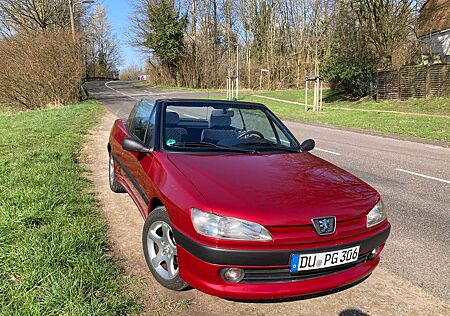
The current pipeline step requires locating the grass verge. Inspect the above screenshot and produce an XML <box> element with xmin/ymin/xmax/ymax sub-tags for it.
<box><xmin>0</xmin><ymin>101</ymin><xmax>138</xmax><ymax>315</ymax></box>
<box><xmin>239</xmin><ymin>95</ymin><xmax>450</xmax><ymax>142</ymax></box>
<box><xmin>256</xmin><ymin>89</ymin><xmax>450</xmax><ymax>116</ymax></box>
<box><xmin>0</xmin><ymin>104</ymin><xmax>28</xmax><ymax>116</ymax></box>
<box><xmin>135</xmin><ymin>80</ymin><xmax>223</xmax><ymax>92</ymax></box>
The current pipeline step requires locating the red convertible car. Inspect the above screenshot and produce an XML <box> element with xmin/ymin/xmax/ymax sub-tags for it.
<box><xmin>108</xmin><ymin>99</ymin><xmax>390</xmax><ymax>300</ymax></box>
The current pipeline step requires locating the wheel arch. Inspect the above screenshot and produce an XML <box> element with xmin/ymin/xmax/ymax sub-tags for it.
<box><xmin>150</xmin><ymin>197</ymin><xmax>164</xmax><ymax>213</ymax></box>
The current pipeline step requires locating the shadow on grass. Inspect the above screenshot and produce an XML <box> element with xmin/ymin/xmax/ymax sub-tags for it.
<box><xmin>323</xmin><ymin>90</ymin><xmax>364</xmax><ymax>103</ymax></box>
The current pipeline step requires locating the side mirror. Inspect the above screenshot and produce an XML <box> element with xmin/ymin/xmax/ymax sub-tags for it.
<box><xmin>122</xmin><ymin>137</ymin><xmax>152</xmax><ymax>154</ymax></box>
<box><xmin>301</xmin><ymin>139</ymin><xmax>315</xmax><ymax>152</ymax></box>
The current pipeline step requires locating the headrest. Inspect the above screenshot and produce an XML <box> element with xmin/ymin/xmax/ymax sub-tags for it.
<box><xmin>166</xmin><ymin>112</ymin><xmax>180</xmax><ymax>125</ymax></box>
<box><xmin>210</xmin><ymin>115</ymin><xmax>232</xmax><ymax>128</ymax></box>
<box><xmin>211</xmin><ymin>109</ymin><xmax>234</xmax><ymax>117</ymax></box>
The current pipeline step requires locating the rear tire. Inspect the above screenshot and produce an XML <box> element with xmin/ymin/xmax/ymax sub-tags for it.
<box><xmin>143</xmin><ymin>206</ymin><xmax>189</xmax><ymax>291</ymax></box>
<box><xmin>109</xmin><ymin>154</ymin><xmax>126</xmax><ymax>193</ymax></box>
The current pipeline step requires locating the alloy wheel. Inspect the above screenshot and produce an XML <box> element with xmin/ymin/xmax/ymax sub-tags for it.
<box><xmin>147</xmin><ymin>221</ymin><xmax>179</xmax><ymax>280</ymax></box>
<box><xmin>109</xmin><ymin>155</ymin><xmax>115</xmax><ymax>187</ymax></box>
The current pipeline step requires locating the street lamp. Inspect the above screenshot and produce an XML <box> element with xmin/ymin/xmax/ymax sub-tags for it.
<box><xmin>69</xmin><ymin>0</ymin><xmax>95</xmax><ymax>39</ymax></box>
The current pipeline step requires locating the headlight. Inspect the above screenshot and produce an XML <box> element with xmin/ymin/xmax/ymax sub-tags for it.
<box><xmin>191</xmin><ymin>208</ymin><xmax>272</xmax><ymax>241</ymax></box>
<box><xmin>367</xmin><ymin>200</ymin><xmax>387</xmax><ymax>227</ymax></box>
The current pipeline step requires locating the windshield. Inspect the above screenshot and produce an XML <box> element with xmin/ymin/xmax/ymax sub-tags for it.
<box><xmin>162</xmin><ymin>103</ymin><xmax>300</xmax><ymax>153</ymax></box>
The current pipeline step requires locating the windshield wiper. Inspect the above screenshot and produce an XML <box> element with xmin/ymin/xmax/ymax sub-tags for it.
<box><xmin>237</xmin><ymin>140</ymin><xmax>301</xmax><ymax>153</ymax></box>
<box><xmin>172</xmin><ymin>142</ymin><xmax>258</xmax><ymax>154</ymax></box>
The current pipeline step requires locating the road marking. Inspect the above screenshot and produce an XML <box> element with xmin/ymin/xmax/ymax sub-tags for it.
<box><xmin>254</xmin><ymin>95</ymin><xmax>301</xmax><ymax>105</ymax></box>
<box><xmin>105</xmin><ymin>81</ymin><xmax>137</xmax><ymax>100</ymax></box>
<box><xmin>315</xmin><ymin>148</ymin><xmax>342</xmax><ymax>156</ymax></box>
<box><xmin>168</xmin><ymin>109</ymin><xmax>199</xmax><ymax>119</ymax></box>
<box><xmin>396</xmin><ymin>169</ymin><xmax>450</xmax><ymax>184</ymax></box>
<box><xmin>129</xmin><ymin>93</ymin><xmax>155</xmax><ymax>97</ymax></box>
<box><xmin>157</xmin><ymin>91</ymin><xmax>199</xmax><ymax>95</ymax></box>
<box><xmin>268</xmin><ymin>138</ymin><xmax>341</xmax><ymax>155</ymax></box>
<box><xmin>269</xmin><ymin>138</ymin><xmax>292</xmax><ymax>146</ymax></box>
<box><xmin>104</xmin><ymin>80</ymin><xmax>219</xmax><ymax>101</ymax></box>
<box><xmin>183</xmin><ymin>114</ymin><xmax>199</xmax><ymax>119</ymax></box>
<box><xmin>100</xmin><ymin>94</ymin><xmax>123</xmax><ymax>98</ymax></box>
<box><xmin>129</xmin><ymin>91</ymin><xmax>200</xmax><ymax>97</ymax></box>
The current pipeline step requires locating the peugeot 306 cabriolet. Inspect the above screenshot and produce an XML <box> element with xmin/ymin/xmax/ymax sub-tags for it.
<box><xmin>107</xmin><ymin>99</ymin><xmax>390</xmax><ymax>300</ymax></box>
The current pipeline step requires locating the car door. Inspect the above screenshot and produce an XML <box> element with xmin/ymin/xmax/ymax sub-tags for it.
<box><xmin>121</xmin><ymin>101</ymin><xmax>156</xmax><ymax>214</ymax></box>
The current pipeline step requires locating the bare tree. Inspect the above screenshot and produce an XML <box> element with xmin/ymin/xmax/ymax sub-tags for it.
<box><xmin>350</xmin><ymin>0</ymin><xmax>416</xmax><ymax>69</ymax></box>
<box><xmin>130</xmin><ymin>0</ymin><xmax>418</xmax><ymax>93</ymax></box>
<box><xmin>0</xmin><ymin>0</ymin><xmax>83</xmax><ymax>37</ymax></box>
<box><xmin>84</xmin><ymin>4</ymin><xmax>122</xmax><ymax>78</ymax></box>
<box><xmin>119</xmin><ymin>65</ymin><xmax>143</xmax><ymax>80</ymax></box>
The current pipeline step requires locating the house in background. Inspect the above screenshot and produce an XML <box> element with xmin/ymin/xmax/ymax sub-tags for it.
<box><xmin>417</xmin><ymin>0</ymin><xmax>450</xmax><ymax>63</ymax></box>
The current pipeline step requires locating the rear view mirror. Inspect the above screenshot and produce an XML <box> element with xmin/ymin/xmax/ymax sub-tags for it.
<box><xmin>301</xmin><ymin>139</ymin><xmax>315</xmax><ymax>152</ymax></box>
<box><xmin>122</xmin><ymin>137</ymin><xmax>152</xmax><ymax>154</ymax></box>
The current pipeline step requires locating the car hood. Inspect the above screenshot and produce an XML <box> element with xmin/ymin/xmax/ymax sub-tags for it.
<box><xmin>168</xmin><ymin>153</ymin><xmax>379</xmax><ymax>226</ymax></box>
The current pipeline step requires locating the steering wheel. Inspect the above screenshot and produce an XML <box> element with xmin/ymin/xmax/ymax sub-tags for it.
<box><xmin>238</xmin><ymin>130</ymin><xmax>265</xmax><ymax>140</ymax></box>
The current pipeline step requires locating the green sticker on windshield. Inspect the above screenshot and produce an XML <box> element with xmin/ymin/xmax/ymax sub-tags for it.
<box><xmin>166</xmin><ymin>139</ymin><xmax>176</xmax><ymax>147</ymax></box>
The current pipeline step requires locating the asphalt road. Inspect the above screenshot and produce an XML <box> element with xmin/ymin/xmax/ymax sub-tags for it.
<box><xmin>84</xmin><ymin>80</ymin><xmax>450</xmax><ymax>301</ymax></box>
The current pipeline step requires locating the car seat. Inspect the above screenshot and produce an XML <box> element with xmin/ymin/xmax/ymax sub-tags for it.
<box><xmin>201</xmin><ymin>114</ymin><xmax>238</xmax><ymax>144</ymax></box>
<box><xmin>165</xmin><ymin>112</ymin><xmax>187</xmax><ymax>143</ymax></box>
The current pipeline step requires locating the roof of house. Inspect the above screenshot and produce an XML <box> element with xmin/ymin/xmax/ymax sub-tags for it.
<box><xmin>417</xmin><ymin>0</ymin><xmax>450</xmax><ymax>36</ymax></box>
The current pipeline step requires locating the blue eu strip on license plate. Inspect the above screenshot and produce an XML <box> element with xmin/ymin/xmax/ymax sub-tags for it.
<box><xmin>290</xmin><ymin>254</ymin><xmax>301</xmax><ymax>273</ymax></box>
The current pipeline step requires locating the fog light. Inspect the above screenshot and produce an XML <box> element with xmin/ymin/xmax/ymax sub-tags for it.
<box><xmin>221</xmin><ymin>268</ymin><xmax>244</xmax><ymax>283</ymax></box>
<box><xmin>368</xmin><ymin>247</ymin><xmax>379</xmax><ymax>260</ymax></box>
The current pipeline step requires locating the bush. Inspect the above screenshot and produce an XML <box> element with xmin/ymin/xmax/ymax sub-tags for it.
<box><xmin>0</xmin><ymin>30</ymin><xmax>84</xmax><ymax>109</ymax></box>
<box><xmin>322</xmin><ymin>55</ymin><xmax>374</xmax><ymax>97</ymax></box>
<box><xmin>119</xmin><ymin>65</ymin><xmax>142</xmax><ymax>81</ymax></box>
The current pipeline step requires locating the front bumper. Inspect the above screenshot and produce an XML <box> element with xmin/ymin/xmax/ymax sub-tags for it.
<box><xmin>174</xmin><ymin>223</ymin><xmax>390</xmax><ymax>299</ymax></box>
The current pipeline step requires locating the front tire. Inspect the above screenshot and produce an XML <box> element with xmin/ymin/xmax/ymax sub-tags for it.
<box><xmin>109</xmin><ymin>154</ymin><xmax>126</xmax><ymax>193</ymax></box>
<box><xmin>142</xmin><ymin>206</ymin><xmax>188</xmax><ymax>291</ymax></box>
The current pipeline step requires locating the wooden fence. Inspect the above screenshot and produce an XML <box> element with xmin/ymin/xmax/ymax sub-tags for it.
<box><xmin>376</xmin><ymin>64</ymin><xmax>450</xmax><ymax>100</ymax></box>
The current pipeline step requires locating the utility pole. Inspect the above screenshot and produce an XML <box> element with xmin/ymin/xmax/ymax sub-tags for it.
<box><xmin>227</xmin><ymin>66</ymin><xmax>230</xmax><ymax>100</ymax></box>
<box><xmin>236</xmin><ymin>43</ymin><xmax>239</xmax><ymax>100</ymax></box>
<box><xmin>69</xmin><ymin>0</ymin><xmax>76</xmax><ymax>40</ymax></box>
<box><xmin>69</xmin><ymin>0</ymin><xmax>95</xmax><ymax>40</ymax></box>
<box><xmin>260</xmin><ymin>69</ymin><xmax>269</xmax><ymax>90</ymax></box>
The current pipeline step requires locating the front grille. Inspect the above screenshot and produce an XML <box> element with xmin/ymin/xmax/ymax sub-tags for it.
<box><xmin>241</xmin><ymin>253</ymin><xmax>370</xmax><ymax>283</ymax></box>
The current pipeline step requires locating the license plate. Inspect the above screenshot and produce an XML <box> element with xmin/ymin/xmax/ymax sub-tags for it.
<box><xmin>290</xmin><ymin>246</ymin><xmax>360</xmax><ymax>273</ymax></box>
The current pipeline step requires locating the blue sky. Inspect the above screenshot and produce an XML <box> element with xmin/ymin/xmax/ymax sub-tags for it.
<box><xmin>102</xmin><ymin>0</ymin><xmax>145</xmax><ymax>69</ymax></box>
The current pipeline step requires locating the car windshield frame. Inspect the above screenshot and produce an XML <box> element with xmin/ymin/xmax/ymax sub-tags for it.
<box><xmin>157</xmin><ymin>100</ymin><xmax>300</xmax><ymax>154</ymax></box>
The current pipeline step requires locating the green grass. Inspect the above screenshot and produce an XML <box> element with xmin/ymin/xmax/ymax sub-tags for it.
<box><xmin>0</xmin><ymin>104</ymin><xmax>27</xmax><ymax>116</ymax></box>
<box><xmin>0</xmin><ymin>101</ymin><xmax>138</xmax><ymax>315</ymax></box>
<box><xmin>253</xmin><ymin>89</ymin><xmax>337</xmax><ymax>105</ymax></box>
<box><xmin>239</xmin><ymin>95</ymin><xmax>450</xmax><ymax>142</ymax></box>
<box><xmin>256</xmin><ymin>89</ymin><xmax>450</xmax><ymax>116</ymax></box>
<box><xmin>325</xmin><ymin>96</ymin><xmax>450</xmax><ymax>116</ymax></box>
